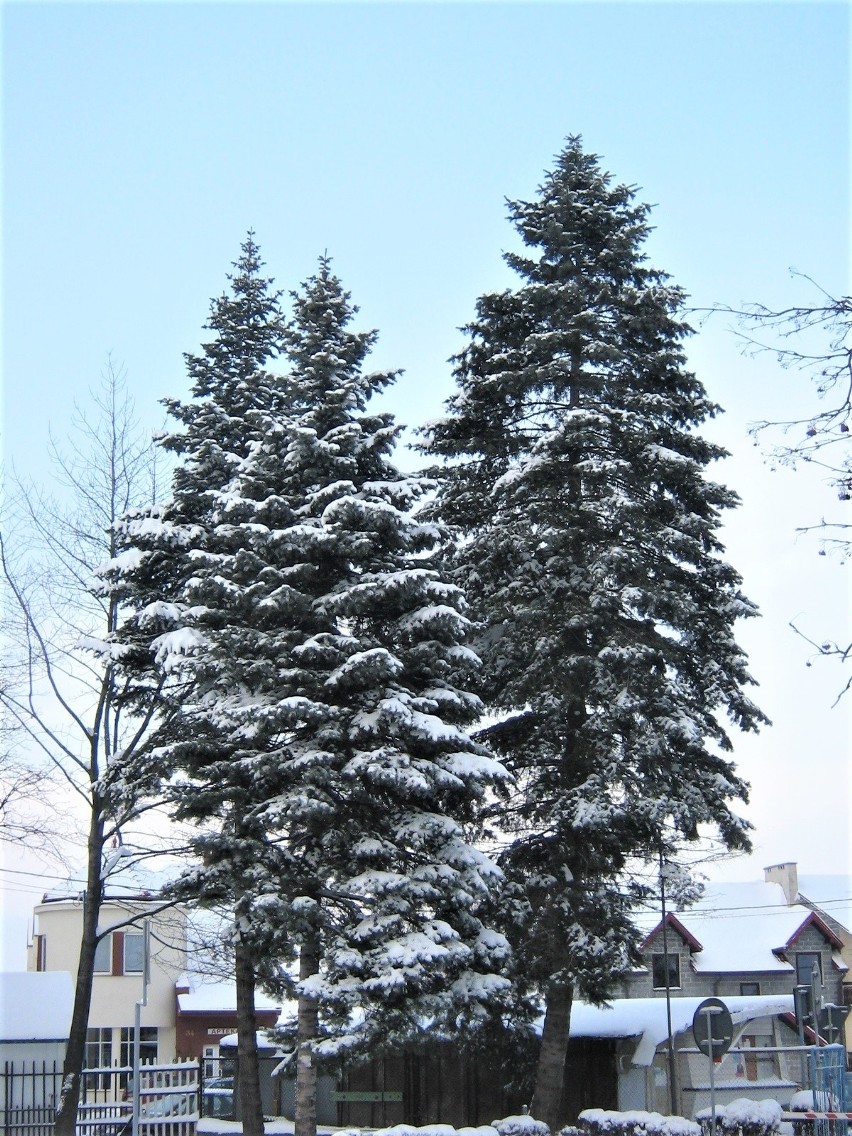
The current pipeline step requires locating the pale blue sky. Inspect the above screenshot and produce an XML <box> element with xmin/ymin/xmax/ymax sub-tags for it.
<box><xmin>1</xmin><ymin>1</ymin><xmax>849</xmax><ymax>960</ymax></box>
<box><xmin>4</xmin><ymin>2</ymin><xmax>847</xmax><ymax>447</ymax></box>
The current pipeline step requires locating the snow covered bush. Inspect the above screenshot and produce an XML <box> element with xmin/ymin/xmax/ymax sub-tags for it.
<box><xmin>788</xmin><ymin>1091</ymin><xmax>842</xmax><ymax>1136</ymax></box>
<box><xmin>696</xmin><ymin>1099</ymin><xmax>781</xmax><ymax>1136</ymax></box>
<box><xmin>373</xmin><ymin>1126</ymin><xmax>500</xmax><ymax>1136</ymax></box>
<box><xmin>579</xmin><ymin>1108</ymin><xmax>701</xmax><ymax>1136</ymax></box>
<box><xmin>789</xmin><ymin>1091</ymin><xmax>839</xmax><ymax>1112</ymax></box>
<box><xmin>493</xmin><ymin>1114</ymin><xmax>551</xmax><ymax>1136</ymax></box>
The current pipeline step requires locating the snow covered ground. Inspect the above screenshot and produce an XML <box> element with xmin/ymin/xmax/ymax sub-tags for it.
<box><xmin>198</xmin><ymin>1123</ymin><xmax>505</xmax><ymax>1136</ymax></box>
<box><xmin>197</xmin><ymin>1111</ymin><xmax>761</xmax><ymax>1136</ymax></box>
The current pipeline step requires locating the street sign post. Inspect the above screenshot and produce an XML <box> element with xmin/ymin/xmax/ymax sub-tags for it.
<box><xmin>693</xmin><ymin>998</ymin><xmax>734</xmax><ymax>1136</ymax></box>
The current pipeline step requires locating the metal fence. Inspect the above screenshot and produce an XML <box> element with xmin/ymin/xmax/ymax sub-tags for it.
<box><xmin>1</xmin><ymin>1059</ymin><xmax>199</xmax><ymax>1136</ymax></box>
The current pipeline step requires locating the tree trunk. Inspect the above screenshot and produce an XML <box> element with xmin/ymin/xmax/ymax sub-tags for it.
<box><xmin>54</xmin><ymin>809</ymin><xmax>105</xmax><ymax>1136</ymax></box>
<box><xmin>530</xmin><ymin>982</ymin><xmax>573</xmax><ymax>1130</ymax></box>
<box><xmin>295</xmin><ymin>931</ymin><xmax>320</xmax><ymax>1136</ymax></box>
<box><xmin>235</xmin><ymin>935</ymin><xmax>265</xmax><ymax>1136</ymax></box>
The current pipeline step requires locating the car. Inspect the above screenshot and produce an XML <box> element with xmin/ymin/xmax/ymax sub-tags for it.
<box><xmin>203</xmin><ymin>1076</ymin><xmax>234</xmax><ymax>1091</ymax></box>
<box><xmin>139</xmin><ymin>1091</ymin><xmax>197</xmax><ymax>1119</ymax></box>
<box><xmin>202</xmin><ymin>1086</ymin><xmax>235</xmax><ymax>1119</ymax></box>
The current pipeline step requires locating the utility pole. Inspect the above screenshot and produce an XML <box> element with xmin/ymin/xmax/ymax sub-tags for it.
<box><xmin>659</xmin><ymin>849</ymin><xmax>678</xmax><ymax>1115</ymax></box>
<box><xmin>131</xmin><ymin>919</ymin><xmax>151</xmax><ymax>1136</ymax></box>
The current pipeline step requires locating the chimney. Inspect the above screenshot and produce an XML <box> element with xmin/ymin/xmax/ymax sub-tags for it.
<box><xmin>764</xmin><ymin>862</ymin><xmax>799</xmax><ymax>905</ymax></box>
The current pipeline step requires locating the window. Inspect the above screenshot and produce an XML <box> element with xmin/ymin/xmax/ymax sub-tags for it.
<box><xmin>124</xmin><ymin>933</ymin><xmax>145</xmax><ymax>974</ymax></box>
<box><xmin>93</xmin><ymin>935</ymin><xmax>112</xmax><ymax>974</ymax></box>
<box><xmin>34</xmin><ymin>934</ymin><xmax>47</xmax><ymax>971</ymax></box>
<box><xmin>652</xmin><ymin>953</ymin><xmax>680</xmax><ymax>990</ymax></box>
<box><xmin>796</xmin><ymin>952</ymin><xmax>822</xmax><ymax>988</ymax></box>
<box><xmin>85</xmin><ymin>1028</ymin><xmax>113</xmax><ymax>1088</ymax></box>
<box><xmin>740</xmin><ymin>982</ymin><xmax>760</xmax><ymax>996</ymax></box>
<box><xmin>119</xmin><ymin>1026</ymin><xmax>158</xmax><ymax>1086</ymax></box>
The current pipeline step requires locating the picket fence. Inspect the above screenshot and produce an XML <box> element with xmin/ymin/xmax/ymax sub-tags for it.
<box><xmin>0</xmin><ymin>1059</ymin><xmax>199</xmax><ymax>1136</ymax></box>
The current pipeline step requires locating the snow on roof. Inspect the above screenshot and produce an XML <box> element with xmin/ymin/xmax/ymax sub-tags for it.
<box><xmin>634</xmin><ymin>881</ymin><xmax>835</xmax><ymax>973</ymax></box>
<box><xmin>570</xmin><ymin>993</ymin><xmax>794</xmax><ymax>1067</ymax></box>
<box><xmin>219</xmin><ymin>1030</ymin><xmax>283</xmax><ymax>1051</ymax></box>
<box><xmin>176</xmin><ymin>978</ymin><xmax>281</xmax><ymax>1014</ymax></box>
<box><xmin>0</xmin><ymin>971</ymin><xmax>74</xmax><ymax>1041</ymax></box>
<box><xmin>797</xmin><ymin>875</ymin><xmax>852</xmax><ymax>938</ymax></box>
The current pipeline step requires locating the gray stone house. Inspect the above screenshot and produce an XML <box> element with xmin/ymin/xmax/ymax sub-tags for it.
<box><xmin>622</xmin><ymin>879</ymin><xmax>846</xmax><ymax>1006</ymax></box>
<box><xmin>563</xmin><ymin>870</ymin><xmax>850</xmax><ymax>1121</ymax></box>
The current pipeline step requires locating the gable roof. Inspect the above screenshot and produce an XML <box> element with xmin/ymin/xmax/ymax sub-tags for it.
<box><xmin>796</xmin><ymin>874</ymin><xmax>852</xmax><ymax>939</ymax></box>
<box><xmin>633</xmin><ymin>881</ymin><xmax>842</xmax><ymax>974</ymax></box>
<box><xmin>784</xmin><ymin>910</ymin><xmax>844</xmax><ymax>951</ymax></box>
<box><xmin>640</xmin><ymin>913</ymin><xmax>703</xmax><ymax>952</ymax></box>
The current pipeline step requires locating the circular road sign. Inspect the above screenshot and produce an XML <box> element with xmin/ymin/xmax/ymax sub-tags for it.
<box><xmin>692</xmin><ymin>997</ymin><xmax>734</xmax><ymax>1057</ymax></box>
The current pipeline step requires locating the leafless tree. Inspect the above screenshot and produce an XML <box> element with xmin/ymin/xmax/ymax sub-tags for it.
<box><xmin>0</xmin><ymin>359</ymin><xmax>171</xmax><ymax>1135</ymax></box>
<box><xmin>712</xmin><ymin>276</ymin><xmax>851</xmax><ymax>699</ymax></box>
<box><xmin>0</xmin><ymin>744</ymin><xmax>68</xmax><ymax>856</ymax></box>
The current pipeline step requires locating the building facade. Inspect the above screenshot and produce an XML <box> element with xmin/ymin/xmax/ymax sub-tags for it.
<box><xmin>26</xmin><ymin>858</ymin><xmax>281</xmax><ymax>1067</ymax></box>
<box><xmin>28</xmin><ymin>891</ymin><xmax>188</xmax><ymax>1065</ymax></box>
<box><xmin>564</xmin><ymin>869</ymin><xmax>851</xmax><ymax>1122</ymax></box>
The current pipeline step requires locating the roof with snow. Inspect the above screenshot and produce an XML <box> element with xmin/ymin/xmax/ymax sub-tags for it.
<box><xmin>219</xmin><ymin>1030</ymin><xmax>283</xmax><ymax>1051</ymax></box>
<box><xmin>634</xmin><ymin>881</ymin><xmax>844</xmax><ymax>973</ymax></box>
<box><xmin>0</xmin><ymin>971</ymin><xmax>74</xmax><ymax>1041</ymax></box>
<box><xmin>570</xmin><ymin>993</ymin><xmax>795</xmax><ymax>1066</ymax></box>
<box><xmin>797</xmin><ymin>874</ymin><xmax>852</xmax><ymax>938</ymax></box>
<box><xmin>176</xmin><ymin>978</ymin><xmax>281</xmax><ymax>1015</ymax></box>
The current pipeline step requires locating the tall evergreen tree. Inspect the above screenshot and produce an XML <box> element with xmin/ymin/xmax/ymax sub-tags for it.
<box><xmin>110</xmin><ymin>252</ymin><xmax>510</xmax><ymax>1136</ymax></box>
<box><xmin>107</xmin><ymin>233</ymin><xmax>287</xmax><ymax>1136</ymax></box>
<box><xmin>423</xmin><ymin>137</ymin><xmax>767</xmax><ymax>1127</ymax></box>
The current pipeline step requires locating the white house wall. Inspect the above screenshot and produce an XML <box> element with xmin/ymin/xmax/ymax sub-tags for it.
<box><xmin>28</xmin><ymin>898</ymin><xmax>187</xmax><ymax>1062</ymax></box>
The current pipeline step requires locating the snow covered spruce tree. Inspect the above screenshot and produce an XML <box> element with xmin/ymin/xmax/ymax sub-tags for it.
<box><xmin>105</xmin><ymin>234</ymin><xmax>288</xmax><ymax>1136</ymax></box>
<box><xmin>423</xmin><ymin>137</ymin><xmax>767</xmax><ymax>1127</ymax></box>
<box><xmin>110</xmin><ymin>249</ymin><xmax>510</xmax><ymax>1136</ymax></box>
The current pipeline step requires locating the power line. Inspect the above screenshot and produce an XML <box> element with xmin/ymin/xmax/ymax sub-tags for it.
<box><xmin>0</xmin><ymin>866</ymin><xmax>87</xmax><ymax>885</ymax></box>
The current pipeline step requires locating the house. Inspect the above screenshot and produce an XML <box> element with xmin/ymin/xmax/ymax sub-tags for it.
<box><xmin>623</xmin><ymin>877</ymin><xmax>847</xmax><ymax>1005</ymax></box>
<box><xmin>27</xmin><ymin>853</ymin><xmax>281</xmax><ymax>1066</ymax></box>
<box><xmin>0</xmin><ymin>972</ymin><xmax>75</xmax><ymax>1132</ymax></box>
<box><xmin>780</xmin><ymin>864</ymin><xmax>852</xmax><ymax>1062</ymax></box>
<box><xmin>174</xmin><ymin>978</ymin><xmax>281</xmax><ymax>1063</ymax></box>
<box><xmin>563</xmin><ymin>866</ymin><xmax>850</xmax><ymax>1122</ymax></box>
<box><xmin>28</xmin><ymin>853</ymin><xmax>189</xmax><ymax>1064</ymax></box>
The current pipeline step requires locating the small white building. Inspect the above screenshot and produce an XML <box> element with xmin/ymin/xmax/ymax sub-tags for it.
<box><xmin>0</xmin><ymin>971</ymin><xmax>74</xmax><ymax>1065</ymax></box>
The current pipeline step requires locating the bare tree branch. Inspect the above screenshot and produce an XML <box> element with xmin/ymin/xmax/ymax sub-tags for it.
<box><xmin>699</xmin><ymin>273</ymin><xmax>851</xmax><ymax>697</ymax></box>
<box><xmin>0</xmin><ymin>358</ymin><xmax>177</xmax><ymax>1134</ymax></box>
